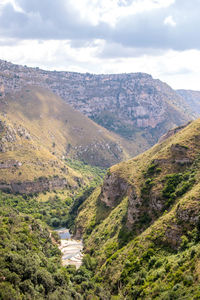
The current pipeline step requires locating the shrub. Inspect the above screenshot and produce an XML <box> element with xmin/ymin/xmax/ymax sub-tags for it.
<box><xmin>183</xmin><ymin>275</ymin><xmax>193</xmax><ymax>286</ymax></box>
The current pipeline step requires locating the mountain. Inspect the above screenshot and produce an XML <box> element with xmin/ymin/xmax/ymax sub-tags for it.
<box><xmin>1</xmin><ymin>59</ymin><xmax>200</xmax><ymax>299</ymax></box>
<box><xmin>0</xmin><ymin>60</ymin><xmax>195</xmax><ymax>153</ymax></box>
<box><xmin>74</xmin><ymin>118</ymin><xmax>200</xmax><ymax>298</ymax></box>
<box><xmin>177</xmin><ymin>89</ymin><xmax>200</xmax><ymax>115</ymax></box>
<box><xmin>0</xmin><ymin>85</ymin><xmax>135</xmax><ymax>194</ymax></box>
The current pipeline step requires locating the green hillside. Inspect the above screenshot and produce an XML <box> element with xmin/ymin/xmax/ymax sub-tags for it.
<box><xmin>74</xmin><ymin>118</ymin><xmax>200</xmax><ymax>299</ymax></box>
<box><xmin>2</xmin><ymin>117</ymin><xmax>200</xmax><ymax>299</ymax></box>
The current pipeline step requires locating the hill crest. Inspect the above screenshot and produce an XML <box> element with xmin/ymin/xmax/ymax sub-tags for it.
<box><xmin>0</xmin><ymin>59</ymin><xmax>195</xmax><ymax>151</ymax></box>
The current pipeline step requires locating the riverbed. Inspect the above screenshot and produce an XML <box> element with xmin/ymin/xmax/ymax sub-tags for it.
<box><xmin>56</xmin><ymin>228</ymin><xmax>83</xmax><ymax>269</ymax></box>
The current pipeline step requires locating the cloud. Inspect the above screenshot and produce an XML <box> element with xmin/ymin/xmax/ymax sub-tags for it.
<box><xmin>0</xmin><ymin>0</ymin><xmax>200</xmax><ymax>91</ymax></box>
<box><xmin>110</xmin><ymin>0</ymin><xmax>200</xmax><ymax>51</ymax></box>
<box><xmin>164</xmin><ymin>15</ymin><xmax>176</xmax><ymax>27</ymax></box>
<box><xmin>0</xmin><ymin>0</ymin><xmax>199</xmax><ymax>53</ymax></box>
<box><xmin>98</xmin><ymin>41</ymin><xmax>165</xmax><ymax>58</ymax></box>
<box><xmin>0</xmin><ymin>0</ymin><xmax>110</xmax><ymax>40</ymax></box>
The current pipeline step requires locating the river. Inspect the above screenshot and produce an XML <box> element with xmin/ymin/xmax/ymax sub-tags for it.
<box><xmin>56</xmin><ymin>228</ymin><xmax>83</xmax><ymax>269</ymax></box>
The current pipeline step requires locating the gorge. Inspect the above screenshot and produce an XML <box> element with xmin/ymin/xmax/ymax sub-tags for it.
<box><xmin>0</xmin><ymin>60</ymin><xmax>200</xmax><ymax>299</ymax></box>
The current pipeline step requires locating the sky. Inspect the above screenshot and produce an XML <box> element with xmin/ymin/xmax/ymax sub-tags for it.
<box><xmin>0</xmin><ymin>0</ymin><xmax>199</xmax><ymax>90</ymax></box>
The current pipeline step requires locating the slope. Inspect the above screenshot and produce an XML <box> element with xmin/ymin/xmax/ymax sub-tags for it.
<box><xmin>0</xmin><ymin>85</ymin><xmax>136</xmax><ymax>194</ymax></box>
<box><xmin>74</xmin><ymin>118</ymin><xmax>200</xmax><ymax>298</ymax></box>
<box><xmin>0</xmin><ymin>60</ymin><xmax>195</xmax><ymax>155</ymax></box>
<box><xmin>177</xmin><ymin>89</ymin><xmax>200</xmax><ymax>115</ymax></box>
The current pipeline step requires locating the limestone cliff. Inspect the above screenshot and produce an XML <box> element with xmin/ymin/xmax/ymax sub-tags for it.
<box><xmin>0</xmin><ymin>60</ymin><xmax>195</xmax><ymax>151</ymax></box>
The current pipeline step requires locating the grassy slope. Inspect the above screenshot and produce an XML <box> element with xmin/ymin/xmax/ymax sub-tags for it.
<box><xmin>75</xmin><ymin>118</ymin><xmax>200</xmax><ymax>298</ymax></box>
<box><xmin>5</xmin><ymin>86</ymin><xmax>135</xmax><ymax>165</ymax></box>
<box><xmin>0</xmin><ymin>86</ymin><xmax>137</xmax><ymax>189</ymax></box>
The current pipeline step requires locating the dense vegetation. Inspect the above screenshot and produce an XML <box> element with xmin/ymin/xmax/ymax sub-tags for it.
<box><xmin>0</xmin><ymin>191</ymin><xmax>106</xmax><ymax>299</ymax></box>
<box><xmin>0</xmin><ymin>194</ymin><xmax>112</xmax><ymax>299</ymax></box>
<box><xmin>0</xmin><ymin>205</ymin><xmax>73</xmax><ymax>299</ymax></box>
<box><xmin>2</xmin><ymin>117</ymin><xmax>200</xmax><ymax>299</ymax></box>
<box><xmin>0</xmin><ymin>160</ymin><xmax>106</xmax><ymax>299</ymax></box>
<box><xmin>0</xmin><ymin>159</ymin><xmax>104</xmax><ymax>230</ymax></box>
<box><xmin>74</xmin><ymin>119</ymin><xmax>200</xmax><ymax>298</ymax></box>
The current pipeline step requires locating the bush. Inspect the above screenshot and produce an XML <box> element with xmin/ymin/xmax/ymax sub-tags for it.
<box><xmin>0</xmin><ymin>282</ymin><xmax>20</xmax><ymax>300</ymax></box>
<box><xmin>183</xmin><ymin>275</ymin><xmax>193</xmax><ymax>286</ymax></box>
<box><xmin>50</xmin><ymin>217</ymin><xmax>61</xmax><ymax>228</ymax></box>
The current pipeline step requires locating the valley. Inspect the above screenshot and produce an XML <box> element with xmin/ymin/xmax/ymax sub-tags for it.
<box><xmin>0</xmin><ymin>60</ymin><xmax>200</xmax><ymax>299</ymax></box>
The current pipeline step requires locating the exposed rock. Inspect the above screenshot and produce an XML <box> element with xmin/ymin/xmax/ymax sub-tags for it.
<box><xmin>177</xmin><ymin>89</ymin><xmax>200</xmax><ymax>115</ymax></box>
<box><xmin>126</xmin><ymin>187</ymin><xmax>142</xmax><ymax>229</ymax></box>
<box><xmin>170</xmin><ymin>143</ymin><xmax>188</xmax><ymax>155</ymax></box>
<box><xmin>74</xmin><ymin>227</ymin><xmax>83</xmax><ymax>240</ymax></box>
<box><xmin>0</xmin><ymin>177</ymin><xmax>68</xmax><ymax>194</ymax></box>
<box><xmin>176</xmin><ymin>203</ymin><xmax>200</xmax><ymax>227</ymax></box>
<box><xmin>175</xmin><ymin>158</ymin><xmax>193</xmax><ymax>166</ymax></box>
<box><xmin>163</xmin><ymin>203</ymin><xmax>200</xmax><ymax>249</ymax></box>
<box><xmin>0</xmin><ymin>60</ymin><xmax>193</xmax><ymax>146</ymax></box>
<box><xmin>0</xmin><ymin>119</ymin><xmax>32</xmax><ymax>152</ymax></box>
<box><xmin>159</xmin><ymin>122</ymin><xmax>191</xmax><ymax>143</ymax></box>
<box><xmin>74</xmin><ymin>141</ymin><xmax>123</xmax><ymax>168</ymax></box>
<box><xmin>17</xmin><ymin>125</ymin><xmax>31</xmax><ymax>140</ymax></box>
<box><xmin>0</xmin><ymin>160</ymin><xmax>22</xmax><ymax>169</ymax></box>
<box><xmin>99</xmin><ymin>173</ymin><xmax>129</xmax><ymax>208</ymax></box>
<box><xmin>164</xmin><ymin>224</ymin><xmax>183</xmax><ymax>249</ymax></box>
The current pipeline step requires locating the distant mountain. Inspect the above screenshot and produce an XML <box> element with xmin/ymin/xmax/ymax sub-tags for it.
<box><xmin>0</xmin><ymin>60</ymin><xmax>195</xmax><ymax>153</ymax></box>
<box><xmin>0</xmin><ymin>86</ymin><xmax>135</xmax><ymax>194</ymax></box>
<box><xmin>177</xmin><ymin>89</ymin><xmax>200</xmax><ymax>115</ymax></box>
<box><xmin>75</xmin><ymin>118</ymin><xmax>200</xmax><ymax>298</ymax></box>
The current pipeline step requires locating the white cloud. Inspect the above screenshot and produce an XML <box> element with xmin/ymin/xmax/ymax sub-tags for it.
<box><xmin>164</xmin><ymin>15</ymin><xmax>176</xmax><ymax>27</ymax></box>
<box><xmin>0</xmin><ymin>0</ymin><xmax>23</xmax><ymax>12</ymax></box>
<box><xmin>0</xmin><ymin>0</ymin><xmax>199</xmax><ymax>91</ymax></box>
<box><xmin>0</xmin><ymin>38</ymin><xmax>200</xmax><ymax>90</ymax></box>
<box><xmin>70</xmin><ymin>0</ymin><xmax>175</xmax><ymax>27</ymax></box>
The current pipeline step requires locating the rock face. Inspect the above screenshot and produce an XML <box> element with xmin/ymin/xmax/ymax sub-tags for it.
<box><xmin>177</xmin><ymin>89</ymin><xmax>200</xmax><ymax>115</ymax></box>
<box><xmin>0</xmin><ymin>177</ymin><xmax>68</xmax><ymax>194</ymax></box>
<box><xmin>0</xmin><ymin>60</ymin><xmax>194</xmax><ymax>146</ymax></box>
<box><xmin>0</xmin><ymin>119</ymin><xmax>32</xmax><ymax>152</ymax></box>
<box><xmin>97</xmin><ymin>135</ymin><xmax>196</xmax><ymax>236</ymax></box>
<box><xmin>0</xmin><ymin>160</ymin><xmax>21</xmax><ymax>169</ymax></box>
<box><xmin>99</xmin><ymin>172</ymin><xmax>129</xmax><ymax>208</ymax></box>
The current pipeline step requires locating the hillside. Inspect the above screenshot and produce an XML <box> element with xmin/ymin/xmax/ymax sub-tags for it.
<box><xmin>0</xmin><ymin>195</ymin><xmax>86</xmax><ymax>299</ymax></box>
<box><xmin>0</xmin><ymin>85</ymin><xmax>135</xmax><ymax>194</ymax></box>
<box><xmin>0</xmin><ymin>60</ymin><xmax>195</xmax><ymax>152</ymax></box>
<box><xmin>177</xmin><ymin>89</ymin><xmax>200</xmax><ymax>115</ymax></box>
<box><xmin>74</xmin><ymin>118</ymin><xmax>200</xmax><ymax>298</ymax></box>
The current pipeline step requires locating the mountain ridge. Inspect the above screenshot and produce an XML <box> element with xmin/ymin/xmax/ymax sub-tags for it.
<box><xmin>0</xmin><ymin>59</ymin><xmax>196</xmax><ymax>152</ymax></box>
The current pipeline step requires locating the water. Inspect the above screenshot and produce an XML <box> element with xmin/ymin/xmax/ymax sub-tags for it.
<box><xmin>55</xmin><ymin>227</ymin><xmax>71</xmax><ymax>239</ymax></box>
<box><xmin>56</xmin><ymin>228</ymin><xmax>83</xmax><ymax>269</ymax></box>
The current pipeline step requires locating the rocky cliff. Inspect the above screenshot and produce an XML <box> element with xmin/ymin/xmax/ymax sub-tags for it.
<box><xmin>177</xmin><ymin>89</ymin><xmax>200</xmax><ymax>115</ymax></box>
<box><xmin>0</xmin><ymin>176</ymin><xmax>68</xmax><ymax>194</ymax></box>
<box><xmin>0</xmin><ymin>60</ymin><xmax>195</xmax><ymax>148</ymax></box>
